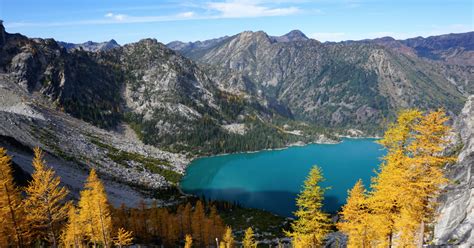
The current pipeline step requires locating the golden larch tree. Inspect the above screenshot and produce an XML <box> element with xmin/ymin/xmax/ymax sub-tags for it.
<box><xmin>113</xmin><ymin>228</ymin><xmax>133</xmax><ymax>248</ymax></box>
<box><xmin>343</xmin><ymin>109</ymin><xmax>454</xmax><ymax>247</ymax></box>
<box><xmin>242</xmin><ymin>227</ymin><xmax>257</xmax><ymax>248</ymax></box>
<box><xmin>61</xmin><ymin>205</ymin><xmax>83</xmax><ymax>248</ymax></box>
<box><xmin>221</xmin><ymin>226</ymin><xmax>234</xmax><ymax>248</ymax></box>
<box><xmin>191</xmin><ymin>200</ymin><xmax>206</xmax><ymax>246</ymax></box>
<box><xmin>338</xmin><ymin>180</ymin><xmax>371</xmax><ymax>248</ymax></box>
<box><xmin>209</xmin><ymin>205</ymin><xmax>225</xmax><ymax>244</ymax></box>
<box><xmin>24</xmin><ymin>147</ymin><xmax>70</xmax><ymax>247</ymax></box>
<box><xmin>0</xmin><ymin>147</ymin><xmax>26</xmax><ymax>247</ymax></box>
<box><xmin>184</xmin><ymin>234</ymin><xmax>193</xmax><ymax>248</ymax></box>
<box><xmin>78</xmin><ymin>169</ymin><xmax>112</xmax><ymax>247</ymax></box>
<box><xmin>286</xmin><ymin>166</ymin><xmax>332</xmax><ymax>247</ymax></box>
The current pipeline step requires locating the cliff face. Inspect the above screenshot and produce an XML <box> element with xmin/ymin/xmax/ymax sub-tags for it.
<box><xmin>433</xmin><ymin>95</ymin><xmax>474</xmax><ymax>246</ymax></box>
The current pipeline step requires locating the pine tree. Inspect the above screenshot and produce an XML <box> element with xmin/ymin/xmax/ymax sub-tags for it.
<box><xmin>184</xmin><ymin>234</ymin><xmax>193</xmax><ymax>248</ymax></box>
<box><xmin>78</xmin><ymin>169</ymin><xmax>112</xmax><ymax>247</ymax></box>
<box><xmin>24</xmin><ymin>147</ymin><xmax>70</xmax><ymax>247</ymax></box>
<box><xmin>242</xmin><ymin>227</ymin><xmax>257</xmax><ymax>248</ymax></box>
<box><xmin>338</xmin><ymin>180</ymin><xmax>371</xmax><ymax>248</ymax></box>
<box><xmin>113</xmin><ymin>228</ymin><xmax>133</xmax><ymax>248</ymax></box>
<box><xmin>221</xmin><ymin>226</ymin><xmax>234</xmax><ymax>248</ymax></box>
<box><xmin>0</xmin><ymin>147</ymin><xmax>26</xmax><ymax>247</ymax></box>
<box><xmin>61</xmin><ymin>205</ymin><xmax>83</xmax><ymax>248</ymax></box>
<box><xmin>286</xmin><ymin>166</ymin><xmax>332</xmax><ymax>247</ymax></box>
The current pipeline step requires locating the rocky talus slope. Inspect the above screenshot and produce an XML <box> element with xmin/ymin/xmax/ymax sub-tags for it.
<box><xmin>433</xmin><ymin>95</ymin><xmax>474</xmax><ymax>247</ymax></box>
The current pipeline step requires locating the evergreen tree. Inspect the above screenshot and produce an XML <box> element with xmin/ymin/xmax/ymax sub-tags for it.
<box><xmin>286</xmin><ymin>166</ymin><xmax>332</xmax><ymax>247</ymax></box>
<box><xmin>242</xmin><ymin>227</ymin><xmax>257</xmax><ymax>248</ymax></box>
<box><xmin>0</xmin><ymin>147</ymin><xmax>26</xmax><ymax>247</ymax></box>
<box><xmin>24</xmin><ymin>147</ymin><xmax>70</xmax><ymax>247</ymax></box>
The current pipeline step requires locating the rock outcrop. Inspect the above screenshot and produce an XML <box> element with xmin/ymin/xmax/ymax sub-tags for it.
<box><xmin>433</xmin><ymin>95</ymin><xmax>474</xmax><ymax>247</ymax></box>
<box><xmin>57</xmin><ymin>39</ymin><xmax>120</xmax><ymax>52</ymax></box>
<box><xmin>0</xmin><ymin>20</ymin><xmax>5</xmax><ymax>46</ymax></box>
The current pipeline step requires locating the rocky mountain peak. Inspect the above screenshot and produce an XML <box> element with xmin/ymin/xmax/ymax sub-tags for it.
<box><xmin>273</xmin><ymin>29</ymin><xmax>309</xmax><ymax>42</ymax></box>
<box><xmin>236</xmin><ymin>30</ymin><xmax>272</xmax><ymax>43</ymax></box>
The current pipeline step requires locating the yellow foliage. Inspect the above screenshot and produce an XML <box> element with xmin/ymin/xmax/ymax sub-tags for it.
<box><xmin>242</xmin><ymin>227</ymin><xmax>257</xmax><ymax>248</ymax></box>
<box><xmin>221</xmin><ymin>226</ymin><xmax>235</xmax><ymax>248</ymax></box>
<box><xmin>78</xmin><ymin>169</ymin><xmax>112</xmax><ymax>247</ymax></box>
<box><xmin>61</xmin><ymin>205</ymin><xmax>84</xmax><ymax>248</ymax></box>
<box><xmin>191</xmin><ymin>200</ymin><xmax>206</xmax><ymax>246</ymax></box>
<box><xmin>341</xmin><ymin>109</ymin><xmax>454</xmax><ymax>247</ymax></box>
<box><xmin>0</xmin><ymin>147</ymin><xmax>26</xmax><ymax>247</ymax></box>
<box><xmin>286</xmin><ymin>166</ymin><xmax>332</xmax><ymax>247</ymax></box>
<box><xmin>24</xmin><ymin>147</ymin><xmax>70</xmax><ymax>247</ymax></box>
<box><xmin>338</xmin><ymin>180</ymin><xmax>372</xmax><ymax>248</ymax></box>
<box><xmin>184</xmin><ymin>234</ymin><xmax>193</xmax><ymax>248</ymax></box>
<box><xmin>113</xmin><ymin>227</ymin><xmax>133</xmax><ymax>248</ymax></box>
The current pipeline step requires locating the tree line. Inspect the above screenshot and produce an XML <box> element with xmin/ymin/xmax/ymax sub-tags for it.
<box><xmin>0</xmin><ymin>147</ymin><xmax>261</xmax><ymax>247</ymax></box>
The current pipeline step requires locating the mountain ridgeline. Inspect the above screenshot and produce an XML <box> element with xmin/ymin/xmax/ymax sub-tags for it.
<box><xmin>168</xmin><ymin>30</ymin><xmax>472</xmax><ymax>132</ymax></box>
<box><xmin>1</xmin><ymin>24</ymin><xmax>472</xmax><ymax>155</ymax></box>
<box><xmin>0</xmin><ymin>22</ymin><xmax>473</xmax><ymax>246</ymax></box>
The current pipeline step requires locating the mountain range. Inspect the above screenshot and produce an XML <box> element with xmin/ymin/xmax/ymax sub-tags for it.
<box><xmin>0</xmin><ymin>22</ymin><xmax>472</xmax><ymax>209</ymax></box>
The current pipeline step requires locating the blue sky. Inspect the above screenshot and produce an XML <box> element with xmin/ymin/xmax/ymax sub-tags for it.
<box><xmin>1</xmin><ymin>0</ymin><xmax>472</xmax><ymax>44</ymax></box>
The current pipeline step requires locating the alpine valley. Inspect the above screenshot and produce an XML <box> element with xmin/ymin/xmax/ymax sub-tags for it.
<box><xmin>0</xmin><ymin>20</ymin><xmax>473</xmax><ymax>246</ymax></box>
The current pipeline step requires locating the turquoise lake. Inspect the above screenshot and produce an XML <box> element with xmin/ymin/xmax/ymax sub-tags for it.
<box><xmin>181</xmin><ymin>138</ymin><xmax>385</xmax><ymax>217</ymax></box>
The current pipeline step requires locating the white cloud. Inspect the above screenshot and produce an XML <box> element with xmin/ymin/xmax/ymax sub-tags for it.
<box><xmin>177</xmin><ymin>11</ymin><xmax>195</xmax><ymax>18</ymax></box>
<box><xmin>104</xmin><ymin>13</ymin><xmax>128</xmax><ymax>21</ymax></box>
<box><xmin>206</xmin><ymin>0</ymin><xmax>300</xmax><ymax>18</ymax></box>
<box><xmin>311</xmin><ymin>32</ymin><xmax>346</xmax><ymax>41</ymax></box>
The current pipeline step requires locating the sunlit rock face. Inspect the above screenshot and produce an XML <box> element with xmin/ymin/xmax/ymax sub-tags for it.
<box><xmin>434</xmin><ymin>95</ymin><xmax>474</xmax><ymax>247</ymax></box>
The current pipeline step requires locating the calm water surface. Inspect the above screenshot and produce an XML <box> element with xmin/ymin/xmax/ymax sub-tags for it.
<box><xmin>180</xmin><ymin>138</ymin><xmax>384</xmax><ymax>217</ymax></box>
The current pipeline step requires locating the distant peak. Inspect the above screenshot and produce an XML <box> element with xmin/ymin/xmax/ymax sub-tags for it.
<box><xmin>286</xmin><ymin>30</ymin><xmax>307</xmax><ymax>38</ymax></box>
<box><xmin>374</xmin><ymin>36</ymin><xmax>396</xmax><ymax>42</ymax></box>
<box><xmin>273</xmin><ymin>30</ymin><xmax>308</xmax><ymax>43</ymax></box>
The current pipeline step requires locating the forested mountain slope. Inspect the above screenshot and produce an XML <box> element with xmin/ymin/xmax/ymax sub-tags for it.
<box><xmin>169</xmin><ymin>30</ymin><xmax>471</xmax><ymax>133</ymax></box>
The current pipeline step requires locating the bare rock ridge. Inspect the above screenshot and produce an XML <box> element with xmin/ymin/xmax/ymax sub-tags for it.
<box><xmin>57</xmin><ymin>39</ymin><xmax>120</xmax><ymax>52</ymax></box>
<box><xmin>433</xmin><ymin>95</ymin><xmax>474</xmax><ymax>247</ymax></box>
<box><xmin>271</xmin><ymin>29</ymin><xmax>309</xmax><ymax>43</ymax></box>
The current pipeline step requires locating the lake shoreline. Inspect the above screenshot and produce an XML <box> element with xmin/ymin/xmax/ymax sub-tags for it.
<box><xmin>184</xmin><ymin>134</ymin><xmax>381</xmax><ymax>162</ymax></box>
<box><xmin>180</xmin><ymin>137</ymin><xmax>385</xmax><ymax>217</ymax></box>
